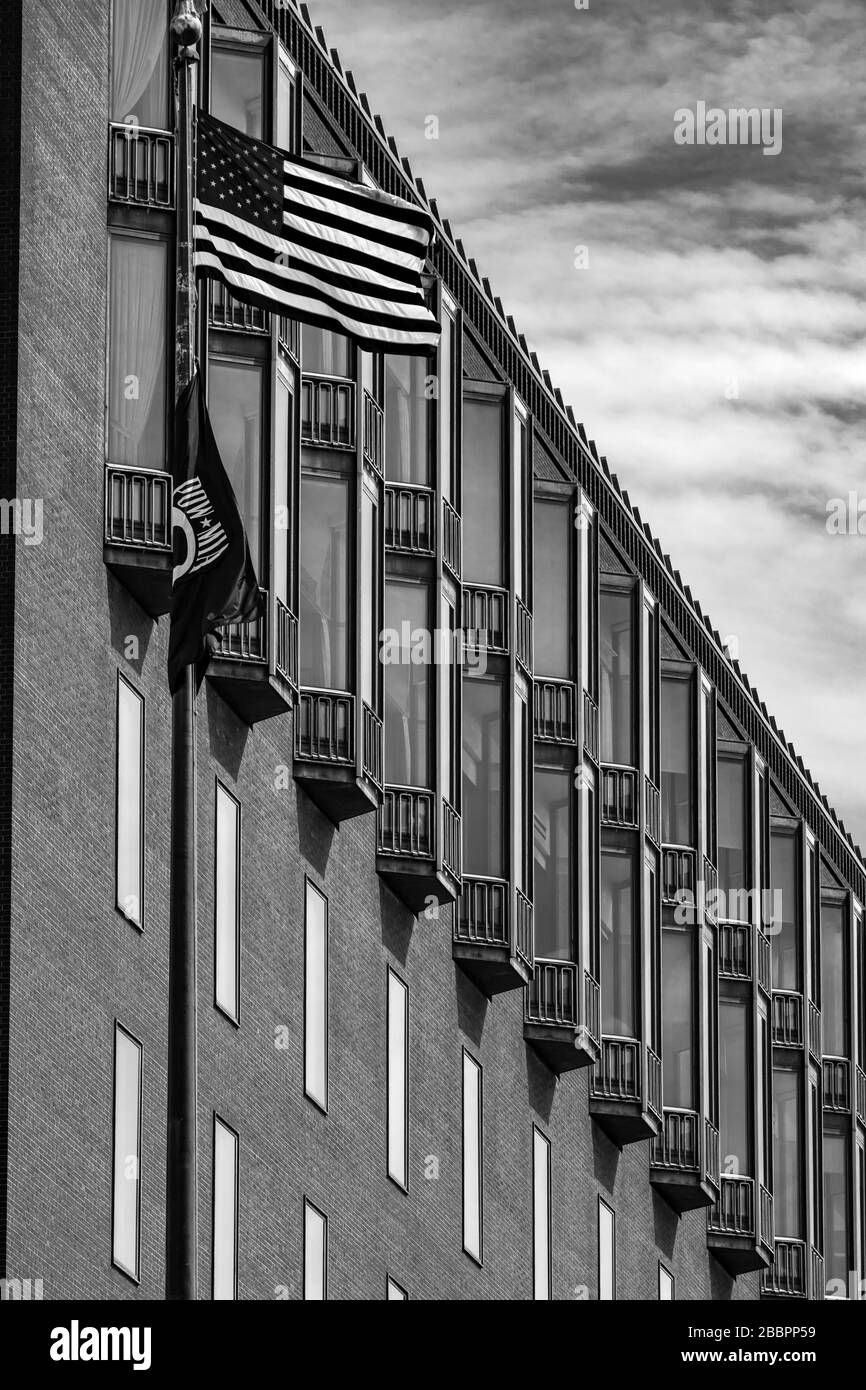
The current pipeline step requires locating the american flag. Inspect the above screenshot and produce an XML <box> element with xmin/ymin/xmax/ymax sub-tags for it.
<box><xmin>194</xmin><ymin>112</ymin><xmax>440</xmax><ymax>353</ymax></box>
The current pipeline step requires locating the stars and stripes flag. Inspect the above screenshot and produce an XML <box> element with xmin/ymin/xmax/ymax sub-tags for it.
<box><xmin>194</xmin><ymin>111</ymin><xmax>440</xmax><ymax>353</ymax></box>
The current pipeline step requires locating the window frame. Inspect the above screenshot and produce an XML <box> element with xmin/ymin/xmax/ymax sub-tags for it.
<box><xmin>462</xmin><ymin>1048</ymin><xmax>483</xmax><ymax>1266</ymax></box>
<box><xmin>213</xmin><ymin>779</ymin><xmax>241</xmax><ymax>1026</ymax></box>
<box><xmin>207</xmin><ymin>24</ymin><xmax>273</xmax><ymax>142</ymax></box>
<box><xmin>658</xmin><ymin>1262</ymin><xmax>674</xmax><ymax>1300</ymax></box>
<box><xmin>115</xmin><ymin>671</ymin><xmax>145</xmax><ymax>930</ymax></box>
<box><xmin>597</xmin><ymin>1196</ymin><xmax>615</xmax><ymax>1300</ymax></box>
<box><xmin>386</xmin><ymin>968</ymin><xmax>409</xmax><ymax>1192</ymax></box>
<box><xmin>598</xmin><ymin>574</ymin><xmax>638</xmax><ymax>771</ymax></box>
<box><xmin>109</xmin><ymin>0</ymin><xmax>172</xmax><ymax>133</ymax></box>
<box><xmin>304</xmin><ymin>878</ymin><xmax>329</xmax><ymax>1114</ymax></box>
<box><xmin>111</xmin><ymin>1020</ymin><xmax>143</xmax><ymax>1284</ymax></box>
<box><xmin>211</xmin><ymin>1113</ymin><xmax>239</xmax><ymax>1301</ymax></box>
<box><xmin>106</xmin><ymin>225</ymin><xmax>172</xmax><ymax>474</ymax></box>
<box><xmin>461</xmin><ymin>379</ymin><xmax>508</xmax><ymax>590</ymax></box>
<box><xmin>532</xmin><ymin>1126</ymin><xmax>552</xmax><ymax>1301</ymax></box>
<box><xmin>386</xmin><ymin>1275</ymin><xmax>408</xmax><ymax>1300</ymax></box>
<box><xmin>303</xmin><ymin>1198</ymin><xmax>328</xmax><ymax>1300</ymax></box>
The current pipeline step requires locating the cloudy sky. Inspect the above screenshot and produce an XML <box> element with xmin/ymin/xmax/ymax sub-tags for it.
<box><xmin>311</xmin><ymin>0</ymin><xmax>866</xmax><ymax>849</ymax></box>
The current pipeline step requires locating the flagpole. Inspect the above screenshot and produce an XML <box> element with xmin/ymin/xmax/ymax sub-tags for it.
<box><xmin>166</xmin><ymin>0</ymin><xmax>203</xmax><ymax>1302</ymax></box>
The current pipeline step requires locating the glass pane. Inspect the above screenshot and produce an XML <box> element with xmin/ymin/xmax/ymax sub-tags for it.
<box><xmin>719</xmin><ymin>1000</ymin><xmax>750</xmax><ymax>1175</ymax></box>
<box><xmin>823</xmin><ymin>1133</ymin><xmax>849</xmax><ymax>1291</ymax></box>
<box><xmin>771</xmin><ymin>831</ymin><xmax>801</xmax><ymax>992</ymax></box>
<box><xmin>112</xmin><ymin>1028</ymin><xmax>141</xmax><ymax>1277</ymax></box>
<box><xmin>821</xmin><ymin>904</ymin><xmax>848</xmax><ymax>1056</ymax></box>
<box><xmin>304</xmin><ymin>884</ymin><xmax>327</xmax><ymax>1108</ymax></box>
<box><xmin>534</xmin><ymin>769</ymin><xmax>571</xmax><ymax>960</ymax></box>
<box><xmin>533</xmin><ymin>1130</ymin><xmax>550</xmax><ymax>1300</ymax></box>
<box><xmin>773</xmin><ymin>1067</ymin><xmax>803</xmax><ymax>1238</ymax></box>
<box><xmin>277</xmin><ymin>59</ymin><xmax>295</xmax><ymax>153</ymax></box>
<box><xmin>111</xmin><ymin>0</ymin><xmax>168</xmax><ymax>128</ymax></box>
<box><xmin>274</xmin><ymin>376</ymin><xmax>291</xmax><ymax>606</ymax></box>
<box><xmin>659</xmin><ymin>1266</ymin><xmax>674</xmax><ymax>1300</ymax></box>
<box><xmin>514</xmin><ymin>696</ymin><xmax>527</xmax><ymax>894</ymax></box>
<box><xmin>387</xmin><ymin>972</ymin><xmax>408</xmax><ymax>1186</ymax></box>
<box><xmin>598</xmin><ymin>1201</ymin><xmax>614</xmax><ymax>1300</ymax></box>
<box><xmin>208</xmin><ymin>360</ymin><xmax>263</xmax><ymax>574</ymax></box>
<box><xmin>440</xmin><ymin>311</ymin><xmax>454</xmax><ymax>503</ymax></box>
<box><xmin>663</xmin><ymin>930</ymin><xmax>694</xmax><ymax>1109</ymax></box>
<box><xmin>213</xmin><ymin>1120</ymin><xmax>237</xmax><ymax>1299</ymax></box>
<box><xmin>462</xmin><ymin>679</ymin><xmax>503</xmax><ymax>878</ymax></box>
<box><xmin>661</xmin><ymin>677</ymin><xmax>692</xmax><ymax>847</ymax></box>
<box><xmin>387</xmin><ymin>1277</ymin><xmax>407</xmax><ymax>1300</ymax></box>
<box><xmin>462</xmin><ymin>1053</ymin><xmax>481</xmax><ymax>1260</ymax></box>
<box><xmin>360</xmin><ymin>490</ymin><xmax>376</xmax><ymax>709</ymax></box>
<box><xmin>514</xmin><ymin>412</ymin><xmax>526</xmax><ymax>601</ymax></box>
<box><xmin>215</xmin><ymin>785</ymin><xmax>239</xmax><ymax>1021</ymax></box>
<box><xmin>109</xmin><ymin>236</ymin><xmax>167</xmax><ymax>470</ymax></box>
<box><xmin>600</xmin><ymin>847</ymin><xmax>635</xmax><ymax>1036</ymax></box>
<box><xmin>384</xmin><ymin>582</ymin><xmax>429</xmax><ymax>787</ymax></box>
<box><xmin>116</xmin><ymin>678</ymin><xmax>142</xmax><ymax>925</ymax></box>
<box><xmin>599</xmin><ymin>589</ymin><xmax>634</xmax><ymax>766</ymax></box>
<box><xmin>302</xmin><ymin>324</ymin><xmax>351</xmax><ymax>377</ymax></box>
<box><xmin>718</xmin><ymin>757</ymin><xmax>748</xmax><ymax>921</ymax></box>
<box><xmin>441</xmin><ymin>598</ymin><xmax>456</xmax><ymax>807</ymax></box>
<box><xmin>385</xmin><ymin>355</ymin><xmax>431</xmax><ymax>485</ymax></box>
<box><xmin>303</xmin><ymin>1203</ymin><xmax>327</xmax><ymax>1299</ymax></box>
<box><xmin>300</xmin><ymin>475</ymin><xmax>350</xmax><ymax>690</ymax></box>
<box><xmin>211</xmin><ymin>46</ymin><xmax>265</xmax><ymax>139</ymax></box>
<box><xmin>463</xmin><ymin>397</ymin><xmax>502</xmax><ymax>586</ymax></box>
<box><xmin>533</xmin><ymin>501</ymin><xmax>570</xmax><ymax>678</ymax></box>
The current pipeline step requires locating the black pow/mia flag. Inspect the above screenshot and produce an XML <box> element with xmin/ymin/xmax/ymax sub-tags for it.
<box><xmin>168</xmin><ymin>368</ymin><xmax>263</xmax><ymax>694</ymax></box>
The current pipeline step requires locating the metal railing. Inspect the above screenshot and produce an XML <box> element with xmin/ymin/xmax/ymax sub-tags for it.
<box><xmin>209</xmin><ymin>279</ymin><xmax>268</xmax><ymax>334</ymax></box>
<box><xmin>533</xmin><ymin>679</ymin><xmax>576</xmax><ymax>743</ymax></box>
<box><xmin>463</xmin><ymin>585</ymin><xmax>508</xmax><ymax>652</ymax></box>
<box><xmin>515</xmin><ymin>887</ymin><xmax>533</xmax><ymax>969</ymax></box>
<box><xmin>759</xmin><ymin>1184</ymin><xmax>775</xmax><ymax>1254</ymax></box>
<box><xmin>592</xmin><ymin>1037</ymin><xmax>640</xmax><ymax>1101</ymax></box>
<box><xmin>362</xmin><ymin>390</ymin><xmax>383</xmax><ymax>475</ymax></box>
<box><xmin>442</xmin><ymin>800</ymin><xmax>462</xmax><ymax>881</ymax></box>
<box><xmin>808</xmin><ymin>1001</ymin><xmax>821</xmax><ymax>1061</ymax></box>
<box><xmin>274</xmin><ymin>597</ymin><xmax>298</xmax><ymax>691</ymax></box>
<box><xmin>822</xmin><ymin>1057</ymin><xmax>850</xmax><ymax>1112</ymax></box>
<box><xmin>857</xmin><ymin>1065</ymin><xmax>866</xmax><ymax>1127</ymax></box>
<box><xmin>703</xmin><ymin>858</ymin><xmax>718</xmax><ymax>921</ymax></box>
<box><xmin>584</xmin><ymin>972</ymin><xmax>601</xmax><ymax>1047</ymax></box>
<box><xmin>601</xmin><ymin>764</ymin><xmax>638</xmax><ymax>827</ymax></box>
<box><xmin>646</xmin><ymin>1045</ymin><xmax>662</xmax><ymax>1122</ymax></box>
<box><xmin>719</xmin><ymin>922</ymin><xmax>751</xmax><ymax>979</ymax></box>
<box><xmin>385</xmin><ymin>484</ymin><xmax>434</xmax><ymax>553</ymax></box>
<box><xmin>214</xmin><ymin>587</ymin><xmax>267</xmax><ymax>662</ymax></box>
<box><xmin>378</xmin><ymin>786</ymin><xmax>434</xmax><ymax>858</ymax></box>
<box><xmin>442</xmin><ymin>497</ymin><xmax>461</xmax><ymax>578</ymax></box>
<box><xmin>756</xmin><ymin>929</ymin><xmax>771</xmax><ymax>996</ymax></box>
<box><xmin>652</xmin><ymin>1108</ymin><xmax>699</xmax><ymax>1171</ymax></box>
<box><xmin>810</xmin><ymin>1247</ymin><xmax>825</xmax><ymax>1301</ymax></box>
<box><xmin>772</xmin><ymin>991</ymin><xmax>803</xmax><ymax>1048</ymax></box>
<box><xmin>763</xmin><ymin>1239</ymin><xmax>806</xmax><ymax>1297</ymax></box>
<box><xmin>109</xmin><ymin>122</ymin><xmax>174</xmax><ymax>208</ymax></box>
<box><xmin>278</xmin><ymin>315</ymin><xmax>300</xmax><ymax>362</ymax></box>
<box><xmin>455</xmin><ymin>876</ymin><xmax>509</xmax><ymax>947</ymax></box>
<box><xmin>661</xmin><ymin>846</ymin><xmax>696</xmax><ymax>904</ymax></box>
<box><xmin>583</xmin><ymin>691</ymin><xmax>599</xmax><ymax>763</ymax></box>
<box><xmin>515</xmin><ymin>597</ymin><xmax>532</xmax><ymax>675</ymax></box>
<box><xmin>362</xmin><ymin>702</ymin><xmax>383</xmax><ymax>789</ymax></box>
<box><xmin>296</xmin><ymin>688</ymin><xmax>354</xmax><ymax>763</ymax></box>
<box><xmin>105</xmin><ymin>464</ymin><xmax>172</xmax><ymax>549</ymax></box>
<box><xmin>705</xmin><ymin>1118</ymin><xmax>720</xmax><ymax>1186</ymax></box>
<box><xmin>526</xmin><ymin>960</ymin><xmax>578</xmax><ymax>1028</ymax></box>
<box><xmin>300</xmin><ymin>376</ymin><xmax>355</xmax><ymax>448</ymax></box>
<box><xmin>645</xmin><ymin>778</ymin><xmax>661</xmax><ymax>847</ymax></box>
<box><xmin>709</xmin><ymin>1174</ymin><xmax>754</xmax><ymax>1236</ymax></box>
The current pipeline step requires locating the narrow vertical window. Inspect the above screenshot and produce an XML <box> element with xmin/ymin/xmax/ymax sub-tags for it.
<box><xmin>662</xmin><ymin>928</ymin><xmax>694</xmax><ymax>1109</ymax></box>
<box><xmin>823</xmin><ymin>1131</ymin><xmax>849</xmax><ymax>1294</ymax></box>
<box><xmin>304</xmin><ymin>881</ymin><xmax>328</xmax><ymax>1110</ymax></box>
<box><xmin>303</xmin><ymin>1200</ymin><xmax>327</xmax><ymax>1300</ymax></box>
<box><xmin>212</xmin><ymin>1117</ymin><xmax>238</xmax><ymax>1300</ymax></box>
<box><xmin>658</xmin><ymin>1263</ymin><xmax>674</xmax><ymax>1300</ymax></box>
<box><xmin>599</xmin><ymin>588</ymin><xmax>634</xmax><ymax>766</ymax></box>
<box><xmin>462</xmin><ymin>677</ymin><xmax>503</xmax><ymax>878</ymax></box>
<box><xmin>773</xmin><ymin>1066</ymin><xmax>803</xmax><ymax>1238</ymax></box>
<box><xmin>719</xmin><ymin>999</ymin><xmax>750</xmax><ymax>1176</ymax></box>
<box><xmin>717</xmin><ymin>755</ymin><xmax>749</xmax><ymax>920</ymax></box>
<box><xmin>661</xmin><ymin>675</ymin><xmax>693</xmax><ymax>846</ymax></box>
<box><xmin>208</xmin><ymin>358</ymin><xmax>265</xmax><ymax>576</ymax></box>
<box><xmin>771</xmin><ymin>829</ymin><xmax>802</xmax><ymax>992</ymax></box>
<box><xmin>600</xmin><ymin>845</ymin><xmax>636</xmax><ymax>1037</ymax></box>
<box><xmin>533</xmin><ymin>500</ymin><xmax>570</xmax><ymax>678</ymax></box>
<box><xmin>214</xmin><ymin>783</ymin><xmax>240</xmax><ymax>1022</ymax></box>
<box><xmin>384</xmin><ymin>354</ymin><xmax>432</xmax><ymax>484</ymax></box>
<box><xmin>210</xmin><ymin>43</ymin><xmax>265</xmax><ymax>139</ymax></box>
<box><xmin>112</xmin><ymin>1024</ymin><xmax>141</xmax><ymax>1280</ymax></box>
<box><xmin>532</xmin><ymin>1128</ymin><xmax>551</xmax><ymax>1300</ymax></box>
<box><xmin>384</xmin><ymin>581</ymin><xmax>430</xmax><ymax>787</ymax></box>
<box><xmin>598</xmin><ymin>1197</ymin><xmax>615</xmax><ymax>1300</ymax></box>
<box><xmin>387</xmin><ymin>970</ymin><xmax>409</xmax><ymax>1188</ymax></box>
<box><xmin>821</xmin><ymin>902</ymin><xmax>848</xmax><ymax>1057</ymax></box>
<box><xmin>534</xmin><ymin>769</ymin><xmax>572</xmax><ymax>960</ymax></box>
<box><xmin>116</xmin><ymin>675</ymin><xmax>144</xmax><ymax>927</ymax></box>
<box><xmin>108</xmin><ymin>233</ymin><xmax>167</xmax><ymax>471</ymax></box>
<box><xmin>276</xmin><ymin>52</ymin><xmax>297</xmax><ymax>154</ymax></box>
<box><xmin>111</xmin><ymin>0</ymin><xmax>169</xmax><ymax>128</ymax></box>
<box><xmin>273</xmin><ymin>369</ymin><xmax>293</xmax><ymax>611</ymax></box>
<box><xmin>462</xmin><ymin>396</ymin><xmax>503</xmax><ymax>586</ymax></box>
<box><xmin>462</xmin><ymin>1051</ymin><xmax>482</xmax><ymax>1262</ymax></box>
<box><xmin>299</xmin><ymin>474</ymin><xmax>350</xmax><ymax>691</ymax></box>
<box><xmin>386</xmin><ymin>1276</ymin><xmax>408</xmax><ymax>1300</ymax></box>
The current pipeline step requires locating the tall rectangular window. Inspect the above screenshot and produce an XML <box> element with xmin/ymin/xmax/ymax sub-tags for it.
<box><xmin>462</xmin><ymin>678</ymin><xmax>503</xmax><ymax>878</ymax></box>
<box><xmin>111</xmin><ymin>0</ymin><xmax>169</xmax><ymax>128</ymax></box>
<box><xmin>663</xmin><ymin>929</ymin><xmax>694</xmax><ymax>1109</ymax></box>
<box><xmin>304</xmin><ymin>881</ymin><xmax>328</xmax><ymax>1111</ymax></box>
<box><xmin>533</xmin><ymin>500</ymin><xmax>570</xmax><ymax>678</ymax></box>
<box><xmin>214</xmin><ymin>783</ymin><xmax>240</xmax><ymax>1022</ymax></box>
<box><xmin>823</xmin><ymin>1131</ymin><xmax>849</xmax><ymax>1292</ymax></box>
<box><xmin>513</xmin><ymin>406</ymin><xmax>528</xmax><ymax>602</ymax></box>
<box><xmin>112</xmin><ymin>1024</ymin><xmax>141</xmax><ymax>1280</ymax></box>
<box><xmin>274</xmin><ymin>370</ymin><xmax>293</xmax><ymax>609</ymax></box>
<box><xmin>385</xmin><ymin>355</ymin><xmax>431</xmax><ymax>484</ymax></box>
<box><xmin>440</xmin><ymin>303</ymin><xmax>456</xmax><ymax>504</ymax></box>
<box><xmin>463</xmin><ymin>396</ymin><xmax>503</xmax><ymax>586</ymax></box>
<box><xmin>300</xmin><ymin>474</ymin><xmax>350</xmax><ymax>690</ymax></box>
<box><xmin>658</xmin><ymin>1264</ymin><xmax>674</xmax><ymax>1300</ymax></box>
<box><xmin>116</xmin><ymin>675</ymin><xmax>143</xmax><ymax>927</ymax></box>
<box><xmin>387</xmin><ymin>970</ymin><xmax>408</xmax><ymax>1188</ymax></box>
<box><xmin>773</xmin><ymin>1067</ymin><xmax>803</xmax><ymax>1238</ymax></box>
<box><xmin>718</xmin><ymin>755</ymin><xmax>749</xmax><ymax>921</ymax></box>
<box><xmin>109</xmin><ymin>233</ymin><xmax>167</xmax><ymax>471</ymax></box>
<box><xmin>661</xmin><ymin>675</ymin><xmax>693</xmax><ymax>846</ymax></box>
<box><xmin>210</xmin><ymin>43</ymin><xmax>265</xmax><ymax>138</ymax></box>
<box><xmin>599</xmin><ymin>588</ymin><xmax>634</xmax><ymax>766</ymax></box>
<box><xmin>209</xmin><ymin>358</ymin><xmax>265</xmax><ymax>575</ymax></box>
<box><xmin>212</xmin><ymin>1117</ymin><xmax>238</xmax><ymax>1300</ymax></box>
<box><xmin>600</xmin><ymin>845</ymin><xmax>636</xmax><ymax>1037</ymax></box>
<box><xmin>386</xmin><ymin>1276</ymin><xmax>407</xmax><ymax>1300</ymax></box>
<box><xmin>359</xmin><ymin>487</ymin><xmax>377</xmax><ymax>711</ymax></box>
<box><xmin>276</xmin><ymin>52</ymin><xmax>297</xmax><ymax>154</ymax></box>
<box><xmin>303</xmin><ymin>1200</ymin><xmax>327</xmax><ymax>1300</ymax></box>
<box><xmin>532</xmin><ymin>1128</ymin><xmax>551</xmax><ymax>1300</ymax></box>
<box><xmin>462</xmin><ymin>1051</ymin><xmax>482</xmax><ymax>1262</ymax></box>
<box><xmin>534</xmin><ymin>769</ymin><xmax>571</xmax><ymax>960</ymax></box>
<box><xmin>821</xmin><ymin>902</ymin><xmax>848</xmax><ymax>1057</ymax></box>
<box><xmin>598</xmin><ymin>1198</ymin><xmax>615</xmax><ymax>1300</ymax></box>
<box><xmin>719</xmin><ymin>999</ymin><xmax>750</xmax><ymax>1175</ymax></box>
<box><xmin>513</xmin><ymin>691</ymin><xmax>529</xmax><ymax>898</ymax></box>
<box><xmin>384</xmin><ymin>581</ymin><xmax>430</xmax><ymax>787</ymax></box>
<box><xmin>771</xmin><ymin>830</ymin><xmax>801</xmax><ymax>992</ymax></box>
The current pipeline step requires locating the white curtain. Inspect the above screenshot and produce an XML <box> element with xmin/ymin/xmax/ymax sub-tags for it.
<box><xmin>112</xmin><ymin>0</ymin><xmax>168</xmax><ymax>127</ymax></box>
<box><xmin>109</xmin><ymin>238</ymin><xmax>166</xmax><ymax>469</ymax></box>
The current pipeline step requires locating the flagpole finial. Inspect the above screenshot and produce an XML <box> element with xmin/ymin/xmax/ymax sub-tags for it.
<box><xmin>171</xmin><ymin>1</ymin><xmax>203</xmax><ymax>55</ymax></box>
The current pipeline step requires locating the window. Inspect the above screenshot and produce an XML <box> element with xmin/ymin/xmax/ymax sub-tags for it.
<box><xmin>717</xmin><ymin>755</ymin><xmax>749</xmax><ymax>921</ymax></box>
<box><xmin>699</xmin><ymin>679</ymin><xmax>714</xmax><ymax>859</ymax></box>
<box><xmin>513</xmin><ymin>404</ymin><xmax>528</xmax><ymax>603</ymax></box>
<box><xmin>302</xmin><ymin>325</ymin><xmax>352</xmax><ymax>378</ymax></box>
<box><xmin>658</xmin><ymin>1263</ymin><xmax>674</xmax><ymax>1300</ymax></box>
<box><xmin>719</xmin><ymin>999</ymin><xmax>750</xmax><ymax>1175</ymax></box>
<box><xmin>208</xmin><ymin>358</ymin><xmax>265</xmax><ymax>575</ymax></box>
<box><xmin>821</xmin><ymin>901</ymin><xmax>848</xmax><ymax>1057</ymax></box>
<box><xmin>533</xmin><ymin>501</ymin><xmax>570</xmax><ymax>678</ymax></box>
<box><xmin>599</xmin><ymin>587</ymin><xmax>634</xmax><ymax>766</ymax></box>
<box><xmin>387</xmin><ymin>970</ymin><xmax>409</xmax><ymax>1189</ymax></box>
<box><xmin>384</xmin><ymin>582</ymin><xmax>430</xmax><ymax>787</ymax></box>
<box><xmin>111</xmin><ymin>0</ymin><xmax>169</xmax><ymax>128</ymax></box>
<box><xmin>598</xmin><ymin>1198</ymin><xmax>615</xmax><ymax>1300</ymax></box>
<box><xmin>771</xmin><ymin>829</ymin><xmax>801</xmax><ymax>992</ymax></box>
<box><xmin>112</xmin><ymin>1024</ymin><xmax>141</xmax><ymax>1280</ymax></box>
<box><xmin>359</xmin><ymin>487</ymin><xmax>378</xmax><ymax>712</ymax></box>
<box><xmin>386</xmin><ymin>1276</ymin><xmax>408</xmax><ymax>1300</ymax></box>
<box><xmin>384</xmin><ymin>355</ymin><xmax>432</xmax><ymax>485</ymax></box>
<box><xmin>513</xmin><ymin>690</ymin><xmax>530</xmax><ymax>900</ymax></box>
<box><xmin>773</xmin><ymin>1067</ymin><xmax>803</xmax><ymax>1238</ymax></box>
<box><xmin>276</xmin><ymin>52</ymin><xmax>298</xmax><ymax>154</ymax></box>
<box><xmin>661</xmin><ymin>675</ymin><xmax>693</xmax><ymax>846</ymax></box>
<box><xmin>210</xmin><ymin>43</ymin><xmax>265</xmax><ymax>139</ymax></box>
<box><xmin>534</xmin><ymin>769</ymin><xmax>572</xmax><ymax>961</ymax></box>
<box><xmin>532</xmin><ymin>1128</ymin><xmax>551</xmax><ymax>1300</ymax></box>
<box><xmin>303</xmin><ymin>1200</ymin><xmax>327</xmax><ymax>1300</ymax></box>
<box><xmin>663</xmin><ymin>929</ymin><xmax>694</xmax><ymax>1110</ymax></box>
<box><xmin>600</xmin><ymin>845</ymin><xmax>636</xmax><ymax>1037</ymax></box>
<box><xmin>212</xmin><ymin>1117</ymin><xmax>238</xmax><ymax>1300</ymax></box>
<box><xmin>462</xmin><ymin>1051</ymin><xmax>482</xmax><ymax>1262</ymax></box>
<box><xmin>300</xmin><ymin>474</ymin><xmax>350</xmax><ymax>690</ymax></box>
<box><xmin>462</xmin><ymin>678</ymin><xmax>503</xmax><ymax>878</ymax></box>
<box><xmin>439</xmin><ymin>301</ymin><xmax>457</xmax><ymax>504</ymax></box>
<box><xmin>823</xmin><ymin>1131</ymin><xmax>849</xmax><ymax>1293</ymax></box>
<box><xmin>642</xmin><ymin>597</ymin><xmax>658</xmax><ymax>783</ymax></box>
<box><xmin>214</xmin><ymin>783</ymin><xmax>240</xmax><ymax>1021</ymax></box>
<box><xmin>462</xmin><ymin>395</ymin><xmax>503</xmax><ymax>586</ymax></box>
<box><xmin>273</xmin><ymin>368</ymin><xmax>293</xmax><ymax>610</ymax></box>
<box><xmin>108</xmin><ymin>233</ymin><xmax>168</xmax><ymax>471</ymax></box>
<box><xmin>116</xmin><ymin>675</ymin><xmax>143</xmax><ymax>927</ymax></box>
<box><xmin>304</xmin><ymin>881</ymin><xmax>328</xmax><ymax>1110</ymax></box>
